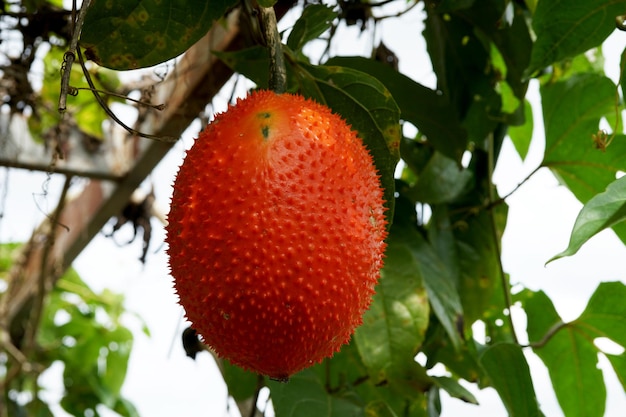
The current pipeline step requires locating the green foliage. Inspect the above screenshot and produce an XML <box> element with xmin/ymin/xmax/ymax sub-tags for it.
<box><xmin>479</xmin><ymin>344</ymin><xmax>540</xmax><ymax>417</ymax></box>
<box><xmin>527</xmin><ymin>0</ymin><xmax>626</xmax><ymax>76</ymax></box>
<box><xmin>0</xmin><ymin>244</ymin><xmax>139</xmax><ymax>417</ymax></box>
<box><xmin>541</xmin><ymin>73</ymin><xmax>623</xmax><ymax>203</ymax></box>
<box><xmin>186</xmin><ymin>0</ymin><xmax>626</xmax><ymax>414</ymax></box>
<box><xmin>286</xmin><ymin>4</ymin><xmax>337</xmax><ymax>53</ymax></box>
<box><xmin>325</xmin><ymin>56</ymin><xmax>467</xmax><ymax>162</ymax></box>
<box><xmin>508</xmin><ymin>100</ymin><xmax>534</xmax><ymax>161</ymax></box>
<box><xmin>521</xmin><ymin>282</ymin><xmax>626</xmax><ymax>417</ymax></box>
<box><xmin>353</xmin><ymin>223</ymin><xmax>430</xmax><ymax>384</ymax></box>
<box><xmin>31</xmin><ymin>46</ymin><xmax>120</xmax><ymax>142</ymax></box>
<box><xmin>12</xmin><ymin>0</ymin><xmax>626</xmax><ymax>415</ymax></box>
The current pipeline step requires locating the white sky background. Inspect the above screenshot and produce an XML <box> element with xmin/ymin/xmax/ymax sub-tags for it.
<box><xmin>2</xmin><ymin>2</ymin><xmax>626</xmax><ymax>416</ymax></box>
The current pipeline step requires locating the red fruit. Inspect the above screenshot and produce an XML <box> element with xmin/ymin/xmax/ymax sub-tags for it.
<box><xmin>166</xmin><ymin>90</ymin><xmax>387</xmax><ymax>380</ymax></box>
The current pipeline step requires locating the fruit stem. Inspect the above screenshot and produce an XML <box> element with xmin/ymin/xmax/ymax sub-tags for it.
<box><xmin>260</xmin><ymin>6</ymin><xmax>287</xmax><ymax>94</ymax></box>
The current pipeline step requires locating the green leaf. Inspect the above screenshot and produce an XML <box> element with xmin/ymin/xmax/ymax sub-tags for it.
<box><xmin>112</xmin><ymin>397</ymin><xmax>141</xmax><ymax>417</ymax></box>
<box><xmin>215</xmin><ymin>46</ymin><xmax>272</xmax><ymax>89</ymax></box>
<box><xmin>287</xmin><ymin>4</ymin><xmax>337</xmax><ymax>52</ymax></box>
<box><xmin>268</xmin><ymin>369</ymin><xmax>363</xmax><ymax>417</ymax></box>
<box><xmin>508</xmin><ymin>100</ymin><xmax>534</xmax><ymax>161</ymax></box>
<box><xmin>222</xmin><ymin>361</ymin><xmax>261</xmax><ymax>402</ymax></box>
<box><xmin>32</xmin><ymin>46</ymin><xmax>117</xmax><ymax>141</ymax></box>
<box><xmin>412</xmin><ymin>152</ymin><xmax>473</xmax><ymax>204</ymax></box>
<box><xmin>326</xmin><ymin>56</ymin><xmax>467</xmax><ymax>162</ymax></box>
<box><xmin>605</xmin><ymin>353</ymin><xmax>626</xmax><ymax>392</ymax></box>
<box><xmin>354</xmin><ymin>225</ymin><xmax>430</xmax><ymax>383</ymax></box>
<box><xmin>364</xmin><ymin>401</ymin><xmax>398</xmax><ymax>417</ymax></box>
<box><xmin>521</xmin><ymin>289</ymin><xmax>606</xmax><ymax>417</ymax></box>
<box><xmin>431</xmin><ymin>376</ymin><xmax>478</xmax><ymax>405</ymax></box>
<box><xmin>81</xmin><ymin>0</ymin><xmax>238</xmax><ymax>70</ymax></box>
<box><xmin>621</xmin><ymin>47</ymin><xmax>626</xmax><ymax>103</ymax></box>
<box><xmin>453</xmin><ymin>206</ymin><xmax>508</xmax><ymax>324</ymax></box>
<box><xmin>391</xmin><ymin>206</ymin><xmax>464</xmax><ymax>349</ymax></box>
<box><xmin>100</xmin><ymin>328</ymin><xmax>134</xmax><ymax>405</ymax></box>
<box><xmin>480</xmin><ymin>343</ymin><xmax>541</xmax><ymax>417</ymax></box>
<box><xmin>527</xmin><ymin>0</ymin><xmax>626</xmax><ymax>75</ymax></box>
<box><xmin>296</xmin><ymin>63</ymin><xmax>401</xmax><ymax>223</ymax></box>
<box><xmin>576</xmin><ymin>281</ymin><xmax>626</xmax><ymax>347</ymax></box>
<box><xmin>541</xmin><ymin>74</ymin><xmax>625</xmax><ymax>204</ymax></box>
<box><xmin>549</xmin><ymin>176</ymin><xmax>626</xmax><ymax>262</ymax></box>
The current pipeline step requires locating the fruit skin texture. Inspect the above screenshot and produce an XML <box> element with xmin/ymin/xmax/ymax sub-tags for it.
<box><xmin>166</xmin><ymin>90</ymin><xmax>387</xmax><ymax>380</ymax></box>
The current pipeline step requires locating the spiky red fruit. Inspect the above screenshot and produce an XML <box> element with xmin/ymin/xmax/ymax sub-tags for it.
<box><xmin>166</xmin><ymin>90</ymin><xmax>387</xmax><ymax>380</ymax></box>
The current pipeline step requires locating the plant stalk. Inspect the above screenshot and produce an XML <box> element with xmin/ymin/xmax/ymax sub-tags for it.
<box><xmin>260</xmin><ymin>6</ymin><xmax>286</xmax><ymax>93</ymax></box>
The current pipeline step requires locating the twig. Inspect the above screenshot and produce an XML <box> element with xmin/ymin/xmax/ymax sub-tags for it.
<box><xmin>76</xmin><ymin>47</ymin><xmax>178</xmax><ymax>143</ymax></box>
<box><xmin>73</xmin><ymin>87</ymin><xmax>167</xmax><ymax>110</ymax></box>
<box><xmin>523</xmin><ymin>321</ymin><xmax>568</xmax><ymax>349</ymax></box>
<box><xmin>373</xmin><ymin>0</ymin><xmax>420</xmax><ymax>21</ymax></box>
<box><xmin>487</xmin><ymin>165</ymin><xmax>541</xmax><ymax>209</ymax></box>
<box><xmin>0</xmin><ymin>327</ymin><xmax>41</xmax><ymax>417</ymax></box>
<box><xmin>58</xmin><ymin>0</ymin><xmax>92</xmax><ymax>113</ymax></box>
<box><xmin>60</xmin><ymin>0</ymin><xmax>176</xmax><ymax>142</ymax></box>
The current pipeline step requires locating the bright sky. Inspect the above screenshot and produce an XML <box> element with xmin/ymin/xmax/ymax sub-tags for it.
<box><xmin>2</xmin><ymin>2</ymin><xmax>626</xmax><ymax>416</ymax></box>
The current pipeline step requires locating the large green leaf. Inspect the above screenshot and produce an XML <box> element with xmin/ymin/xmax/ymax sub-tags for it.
<box><xmin>480</xmin><ymin>343</ymin><xmax>541</xmax><ymax>417</ymax></box>
<box><xmin>575</xmin><ymin>282</ymin><xmax>626</xmax><ymax>347</ymax></box>
<box><xmin>81</xmin><ymin>0</ymin><xmax>238</xmax><ymax>70</ymax></box>
<box><xmin>411</xmin><ymin>152</ymin><xmax>474</xmax><ymax>204</ymax></box>
<box><xmin>354</xmin><ymin>224</ymin><xmax>430</xmax><ymax>383</ymax></box>
<box><xmin>549</xmin><ymin>176</ymin><xmax>626</xmax><ymax>262</ymax></box>
<box><xmin>325</xmin><ymin>56</ymin><xmax>467</xmax><ymax>162</ymax></box>
<box><xmin>268</xmin><ymin>369</ymin><xmax>363</xmax><ymax>417</ymax></box>
<box><xmin>391</xmin><ymin>202</ymin><xmax>464</xmax><ymax>349</ymax></box>
<box><xmin>527</xmin><ymin>0</ymin><xmax>626</xmax><ymax>75</ymax></box>
<box><xmin>100</xmin><ymin>327</ymin><xmax>134</xmax><ymax>407</ymax></box>
<box><xmin>452</xmin><ymin>206</ymin><xmax>508</xmax><ymax>324</ymax></box>
<box><xmin>541</xmin><ymin>74</ymin><xmax>624</xmax><ymax>203</ymax></box>
<box><xmin>222</xmin><ymin>361</ymin><xmax>260</xmax><ymax>402</ymax></box>
<box><xmin>296</xmin><ymin>63</ymin><xmax>401</xmax><ymax>223</ymax></box>
<box><xmin>522</xmin><ymin>289</ymin><xmax>606</xmax><ymax>417</ymax></box>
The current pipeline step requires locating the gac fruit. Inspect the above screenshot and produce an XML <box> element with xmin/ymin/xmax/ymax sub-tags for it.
<box><xmin>166</xmin><ymin>90</ymin><xmax>387</xmax><ymax>380</ymax></box>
